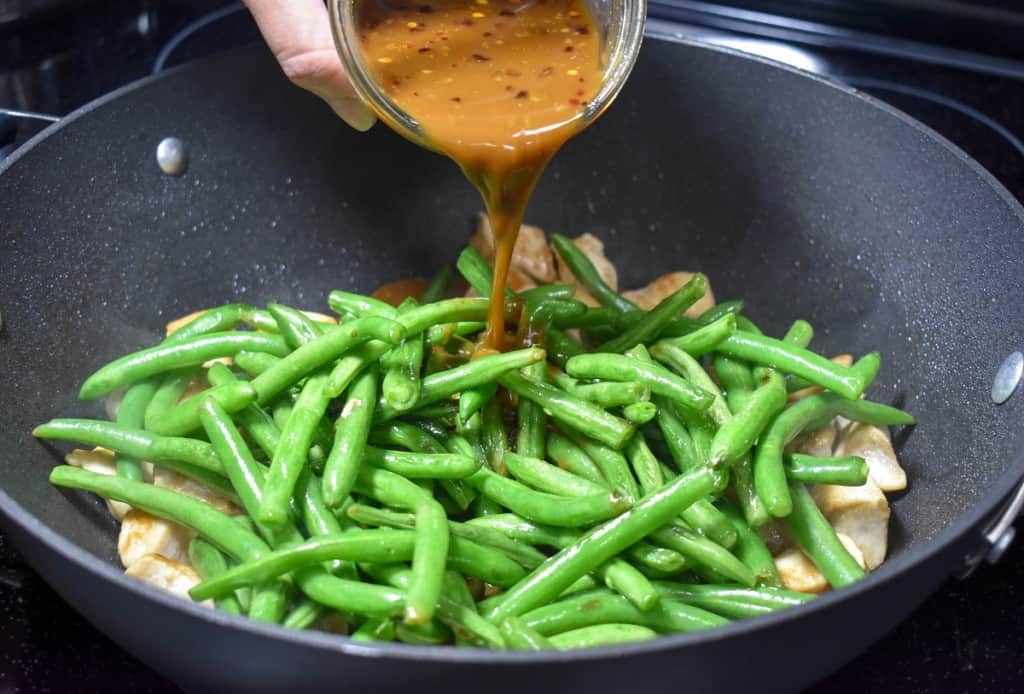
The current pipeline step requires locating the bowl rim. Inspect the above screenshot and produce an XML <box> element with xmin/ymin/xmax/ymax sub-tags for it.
<box><xmin>2</xmin><ymin>32</ymin><xmax>1024</xmax><ymax>666</ymax></box>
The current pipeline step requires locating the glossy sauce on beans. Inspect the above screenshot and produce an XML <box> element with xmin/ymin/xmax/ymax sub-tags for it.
<box><xmin>357</xmin><ymin>0</ymin><xmax>603</xmax><ymax>347</ymax></box>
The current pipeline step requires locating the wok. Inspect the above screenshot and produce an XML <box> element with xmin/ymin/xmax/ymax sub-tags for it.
<box><xmin>1</xmin><ymin>32</ymin><xmax>1023</xmax><ymax>694</ymax></box>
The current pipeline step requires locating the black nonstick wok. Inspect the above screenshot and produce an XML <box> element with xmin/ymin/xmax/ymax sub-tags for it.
<box><xmin>1</xmin><ymin>31</ymin><xmax>1023</xmax><ymax>694</ymax></box>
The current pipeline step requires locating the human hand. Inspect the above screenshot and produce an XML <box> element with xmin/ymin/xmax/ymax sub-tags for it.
<box><xmin>243</xmin><ymin>0</ymin><xmax>376</xmax><ymax>131</ymax></box>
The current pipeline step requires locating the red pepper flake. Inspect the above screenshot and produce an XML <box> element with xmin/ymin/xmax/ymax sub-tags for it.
<box><xmin>457</xmin><ymin>18</ymin><xmax>473</xmax><ymax>25</ymax></box>
<box><xmin>472</xmin><ymin>53</ymin><xmax>491</xmax><ymax>61</ymax></box>
<box><xmin>563</xmin><ymin>45</ymin><xmax>574</xmax><ymax>52</ymax></box>
<box><xmin>504</xmin><ymin>85</ymin><xmax>515</xmax><ymax>91</ymax></box>
<box><xmin>576</xmin><ymin>88</ymin><xmax>584</xmax><ymax>96</ymax></box>
<box><xmin>568</xmin><ymin>98</ymin><xmax>580</xmax><ymax>106</ymax></box>
<box><xmin>515</xmin><ymin>90</ymin><xmax>529</xmax><ymax>98</ymax></box>
<box><xmin>451</xmin><ymin>96</ymin><xmax>462</xmax><ymax>102</ymax></box>
<box><xmin>574</xmin><ymin>25</ymin><xmax>589</xmax><ymax>34</ymax></box>
<box><xmin>418</xmin><ymin>3</ymin><xmax>433</xmax><ymax>10</ymax></box>
<box><xmin>505</xmin><ymin>69</ymin><xmax>522</xmax><ymax>76</ymax></box>
<box><xmin>418</xmin><ymin>47</ymin><xmax>432</xmax><ymax>52</ymax></box>
<box><xmin>539</xmin><ymin>66</ymin><xmax>553</xmax><ymax>76</ymax></box>
<box><xmin>499</xmin><ymin>9</ymin><xmax>515</xmax><ymax>15</ymax></box>
<box><xmin>483</xmin><ymin>31</ymin><xmax>493</xmax><ymax>37</ymax></box>
<box><xmin>413</xmin><ymin>91</ymin><xmax>419</xmax><ymax>96</ymax></box>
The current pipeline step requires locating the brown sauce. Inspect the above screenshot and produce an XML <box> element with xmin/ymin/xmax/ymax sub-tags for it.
<box><xmin>358</xmin><ymin>0</ymin><xmax>603</xmax><ymax>348</ymax></box>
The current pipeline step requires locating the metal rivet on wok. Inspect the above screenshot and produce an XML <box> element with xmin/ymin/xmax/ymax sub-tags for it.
<box><xmin>156</xmin><ymin>137</ymin><xmax>188</xmax><ymax>176</ymax></box>
<box><xmin>991</xmin><ymin>351</ymin><xmax>1023</xmax><ymax>405</ymax></box>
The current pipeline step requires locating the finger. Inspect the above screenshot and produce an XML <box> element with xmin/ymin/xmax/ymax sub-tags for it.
<box><xmin>242</xmin><ymin>0</ymin><xmax>376</xmax><ymax>131</ymax></box>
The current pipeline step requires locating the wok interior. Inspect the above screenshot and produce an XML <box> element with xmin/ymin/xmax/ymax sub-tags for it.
<box><xmin>2</xmin><ymin>40</ymin><xmax>1023</xmax><ymax>581</ymax></box>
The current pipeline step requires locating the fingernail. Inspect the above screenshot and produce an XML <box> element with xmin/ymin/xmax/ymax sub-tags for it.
<box><xmin>330</xmin><ymin>97</ymin><xmax>377</xmax><ymax>132</ymax></box>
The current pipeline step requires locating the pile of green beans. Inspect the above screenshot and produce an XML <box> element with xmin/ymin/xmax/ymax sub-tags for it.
<box><xmin>36</xmin><ymin>243</ymin><xmax>913</xmax><ymax>650</ymax></box>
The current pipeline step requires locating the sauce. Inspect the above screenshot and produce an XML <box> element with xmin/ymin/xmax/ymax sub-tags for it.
<box><xmin>358</xmin><ymin>0</ymin><xmax>603</xmax><ymax>347</ymax></box>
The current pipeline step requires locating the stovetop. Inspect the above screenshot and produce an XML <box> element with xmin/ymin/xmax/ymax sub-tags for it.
<box><xmin>2</xmin><ymin>2</ymin><xmax>1023</xmax><ymax>692</ymax></box>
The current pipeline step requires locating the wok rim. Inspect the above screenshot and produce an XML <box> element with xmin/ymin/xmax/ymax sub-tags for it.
<box><xmin>1</xmin><ymin>34</ymin><xmax>1023</xmax><ymax>667</ymax></box>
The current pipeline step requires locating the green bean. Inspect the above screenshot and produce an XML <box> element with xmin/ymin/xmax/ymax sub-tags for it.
<box><xmin>785</xmin><ymin>482</ymin><xmax>865</xmax><ymax>588</ymax></box>
<box><xmin>707</xmin><ymin>370</ymin><xmax>787</xmax><ymax>466</ymax></box>
<box><xmin>250</xmin><ymin>316</ymin><xmax>404</xmax><ymax>405</ymax></box>
<box><xmin>516</xmin><ymin>361</ymin><xmax>548</xmax><ymax>459</ymax></box>
<box><xmin>655</xmin><ymin>313</ymin><xmax>737</xmax><ymax>357</ymax></box>
<box><xmin>652</xmin><ymin>582</ymin><xmax>811</xmax><ymax>619</ymax></box>
<box><xmin>518</xmin><ymin>284</ymin><xmax>578</xmax><ymax>304</ymax></box>
<box><xmin>599</xmin><ymin>274</ymin><xmax>707</xmax><ymax>353</ymax></box>
<box><xmin>551</xmin><ymin>235</ymin><xmax>637</xmax><ymax>313</ymax></box>
<box><xmin>505</xmin><ymin>451</ymin><xmax>609</xmax><ymax>497</ymax></box>
<box><xmin>695</xmin><ymin>300</ymin><xmax>745</xmax><ymax>326</ymax></box>
<box><xmin>754</xmin><ymin>393</ymin><xmax>914</xmax><ymax>517</ymax></box>
<box><xmin>546</xmin><ymin>432</ymin><xmax>606</xmax><ymax>485</ymax></box>
<box><xmin>321</xmin><ymin>367</ymin><xmax>377</xmax><ymax>507</ymax></box>
<box><xmin>396</xmin><ymin>619</ymin><xmax>453</xmax><ymax>645</ymax></box>
<box><xmin>715</xmin><ymin>332</ymin><xmax>873</xmax><ymax>400</ymax></box>
<box><xmin>784</xmin><ymin>453</ymin><xmax>869</xmax><ymax>486</ymax></box>
<box><xmin>327</xmin><ymin>290</ymin><xmax>398</xmax><ymax>319</ymax></box>
<box><xmin>467</xmin><ymin>466</ymin><xmax>629</xmax><ymax>527</ymax></box>
<box><xmin>647</xmin><ymin>525</ymin><xmax>753</xmax><ymax>586</ymax></box>
<box><xmin>624</xmin><ymin>434</ymin><xmax>665</xmax><ymax>496</ymax></box>
<box><xmin>258</xmin><ymin>371</ymin><xmax>331</xmax><ymax>527</ymax></box>
<box><xmin>719</xmin><ymin>503</ymin><xmax>781</xmax><ymax>587</ymax></box>
<box><xmin>346</xmin><ymin>504</ymin><xmax>547</xmax><ymax>569</ymax></box>
<box><xmin>377</xmin><ymin>348</ymin><xmax>545</xmax><ymax>421</ymax></box>
<box><xmin>143</xmin><ymin>368</ymin><xmax>198</xmax><ymax>428</ymax></box>
<box><xmin>549</xmin><ymin>623</ymin><xmax>658</xmax><ymax>648</ymax></box>
<box><xmin>34</xmin><ymin>419</ymin><xmax>222</xmax><ymax>473</ymax></box>
<box><xmin>363</xmin><ymin>446</ymin><xmax>479</xmax><ymax>479</ymax></box>
<box><xmin>500</xmin><ymin>617</ymin><xmax>554</xmax><ymax>650</ymax></box>
<box><xmin>654</xmin><ymin>399</ymin><xmax>699</xmax><ymax>470</ymax></box>
<box><xmin>457</xmin><ymin>246</ymin><xmax>513</xmax><ymax>297</ymax></box>
<box><xmin>485</xmin><ymin>466</ymin><xmax>718</xmax><ymax>621</ymax></box>
<box><xmin>567</xmin><ymin>434</ymin><xmax>640</xmax><ymax>503</ymax></box>
<box><xmin>479</xmin><ymin>398</ymin><xmax>507</xmax><ymax>474</ymax></box>
<box><xmin>649</xmin><ymin>343</ymin><xmax>731</xmax><ymax>427</ymax></box>
<box><xmin>498</xmin><ymin>372</ymin><xmax>635</xmax><ymax>449</ymax></box>
<box><xmin>565</xmin><ymin>354</ymin><xmax>713</xmax><ymax>415</ymax></box>
<box><xmin>599</xmin><ymin>560</ymin><xmax>660</xmax><ymax>611</ymax></box>
<box><xmin>551</xmin><ymin>374</ymin><xmax>650</xmax><ymax>409</ymax></box>
<box><xmin>422</xmin><ymin>265</ymin><xmax>454</xmax><ymax>303</ymax></box>
<box><xmin>458</xmin><ymin>382</ymin><xmax>496</xmax><ymax>427</ymax></box>
<box><xmin>519</xmin><ymin>590</ymin><xmax>728</xmax><ymax>636</ymax></box>
<box><xmin>622</xmin><ymin>401</ymin><xmax>657</xmax><ymax>424</ymax></box>
<box><xmin>146</xmin><ymin>381</ymin><xmax>258</xmax><ymax>437</ymax></box>
<box><xmin>552</xmin><ymin>306</ymin><xmax>619</xmax><ymax>331</ymax></box>
<box><xmin>168</xmin><ymin>303</ymin><xmax>257</xmax><ymax>342</ymax></box>
<box><xmin>268</xmin><ymin>303</ymin><xmax>327</xmax><ymax>348</ymax></box>
<box><xmin>79</xmin><ymin>332</ymin><xmax>291</xmax><ymax>400</ymax></box>
<box><xmin>714</xmin><ymin>354</ymin><xmax>756</xmax><ymax>412</ymax></box>
<box><xmin>350</xmin><ymin>618</ymin><xmax>396</xmax><ymax>642</ymax></box>
<box><xmin>352</xmin><ymin>466</ymin><xmax>449</xmax><ymax>624</ymax></box>
<box><xmin>426</xmin><ymin>321</ymin><xmax>487</xmax><ymax>347</ymax></box>
<box><xmin>234</xmin><ymin>350</ymin><xmax>281</xmax><ymax>377</ymax></box>
<box><xmin>114</xmin><ymin>379</ymin><xmax>158</xmax><ymax>480</ymax></box>
<box><xmin>188</xmin><ymin>537</ymin><xmax>242</xmax><ymax>614</ymax></box>
<box><xmin>363</xmin><ymin>565</ymin><xmax>506</xmax><ymax>648</ymax></box>
<box><xmin>731</xmin><ymin>454</ymin><xmax>769</xmax><ymax>528</ymax></box>
<box><xmin>735</xmin><ymin>315</ymin><xmax>763</xmax><ymax>335</ymax></box>
<box><xmin>379</xmin><ymin>424</ymin><xmax>477</xmax><ymax>512</ymax></box>
<box><xmin>381</xmin><ymin>325</ymin><xmax>424</xmax><ymax>413</ymax></box>
<box><xmin>782</xmin><ymin>319</ymin><xmax>814</xmax><ymax>348</ymax></box>
<box><xmin>545</xmin><ymin>327</ymin><xmax>585</xmax><ymax>368</ymax></box>
<box><xmin>282</xmin><ymin>600</ymin><xmax>327</xmax><ymax>630</ymax></box>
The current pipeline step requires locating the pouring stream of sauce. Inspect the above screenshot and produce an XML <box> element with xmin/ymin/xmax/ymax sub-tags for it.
<box><xmin>358</xmin><ymin>0</ymin><xmax>603</xmax><ymax>348</ymax></box>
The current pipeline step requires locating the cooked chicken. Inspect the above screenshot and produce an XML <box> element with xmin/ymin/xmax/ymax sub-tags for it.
<box><xmin>834</xmin><ymin>422</ymin><xmax>907</xmax><ymax>492</ymax></box>
<box><xmin>553</xmin><ymin>233</ymin><xmax>618</xmax><ymax>306</ymax></box>
<box><xmin>124</xmin><ymin>554</ymin><xmax>211</xmax><ymax>606</ymax></box>
<box><xmin>118</xmin><ymin>509</ymin><xmax>193</xmax><ymax>568</ymax></box>
<box><xmin>153</xmin><ymin>468</ymin><xmax>239</xmax><ymax>515</ymax></box>
<box><xmin>811</xmin><ymin>478</ymin><xmax>890</xmax><ymax>570</ymax></box>
<box><xmin>787</xmin><ymin>422</ymin><xmax>838</xmax><ymax>458</ymax></box>
<box><xmin>471</xmin><ymin>214</ymin><xmax>557</xmax><ymax>286</ymax></box>
<box><xmin>65</xmin><ymin>448</ymin><xmax>147</xmax><ymax>520</ymax></box>
<box><xmin>621</xmin><ymin>272</ymin><xmax>716</xmax><ymax>317</ymax></box>
<box><xmin>774</xmin><ymin>533</ymin><xmax>867</xmax><ymax>593</ymax></box>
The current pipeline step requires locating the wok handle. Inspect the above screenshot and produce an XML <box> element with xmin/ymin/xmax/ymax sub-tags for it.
<box><xmin>958</xmin><ymin>477</ymin><xmax>1024</xmax><ymax>579</ymax></box>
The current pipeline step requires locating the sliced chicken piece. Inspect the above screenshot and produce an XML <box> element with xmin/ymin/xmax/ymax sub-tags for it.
<box><xmin>774</xmin><ymin>548</ymin><xmax>828</xmax><ymax>594</ymax></box>
<box><xmin>118</xmin><ymin>509</ymin><xmax>194</xmax><ymax>568</ymax></box>
<box><xmin>65</xmin><ymin>448</ymin><xmax>150</xmax><ymax>520</ymax></box>
<box><xmin>774</xmin><ymin>533</ymin><xmax>867</xmax><ymax>594</ymax></box>
<box><xmin>153</xmin><ymin>468</ymin><xmax>239</xmax><ymax>515</ymax></box>
<box><xmin>811</xmin><ymin>479</ymin><xmax>890</xmax><ymax>570</ymax></box>
<box><xmin>554</xmin><ymin>233</ymin><xmax>618</xmax><ymax>307</ymax></box>
<box><xmin>471</xmin><ymin>214</ymin><xmax>557</xmax><ymax>285</ymax></box>
<box><xmin>834</xmin><ymin>422</ymin><xmax>906</xmax><ymax>492</ymax></box>
<box><xmin>786</xmin><ymin>422</ymin><xmax>838</xmax><ymax>458</ymax></box>
<box><xmin>622</xmin><ymin>272</ymin><xmax>716</xmax><ymax>318</ymax></box>
<box><xmin>788</xmin><ymin>355</ymin><xmax>854</xmax><ymax>402</ymax></box>
<box><xmin>124</xmin><ymin>554</ymin><xmax>211</xmax><ymax>606</ymax></box>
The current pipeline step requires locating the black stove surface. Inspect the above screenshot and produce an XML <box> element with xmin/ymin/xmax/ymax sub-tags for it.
<box><xmin>2</xmin><ymin>3</ymin><xmax>1023</xmax><ymax>692</ymax></box>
